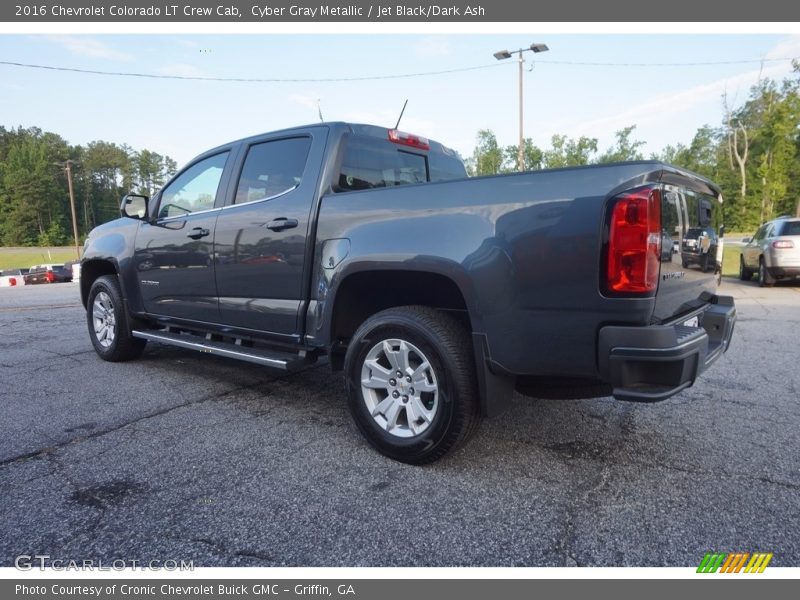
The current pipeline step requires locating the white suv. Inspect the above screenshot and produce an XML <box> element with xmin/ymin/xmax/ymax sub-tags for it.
<box><xmin>740</xmin><ymin>217</ymin><xmax>800</xmax><ymax>287</ymax></box>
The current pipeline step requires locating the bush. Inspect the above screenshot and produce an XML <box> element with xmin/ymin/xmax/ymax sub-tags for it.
<box><xmin>38</xmin><ymin>220</ymin><xmax>69</xmax><ymax>246</ymax></box>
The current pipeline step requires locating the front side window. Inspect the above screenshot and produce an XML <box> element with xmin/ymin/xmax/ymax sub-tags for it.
<box><xmin>234</xmin><ymin>137</ymin><xmax>311</xmax><ymax>204</ymax></box>
<box><xmin>158</xmin><ymin>152</ymin><xmax>229</xmax><ymax>219</ymax></box>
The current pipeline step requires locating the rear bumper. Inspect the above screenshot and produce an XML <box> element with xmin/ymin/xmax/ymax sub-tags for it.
<box><xmin>598</xmin><ymin>295</ymin><xmax>736</xmax><ymax>402</ymax></box>
<box><xmin>768</xmin><ymin>266</ymin><xmax>800</xmax><ymax>279</ymax></box>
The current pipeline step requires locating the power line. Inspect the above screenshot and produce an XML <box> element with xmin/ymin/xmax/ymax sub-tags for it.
<box><xmin>0</xmin><ymin>60</ymin><xmax>507</xmax><ymax>82</ymax></box>
<box><xmin>0</xmin><ymin>56</ymin><xmax>797</xmax><ymax>83</ymax></box>
<box><xmin>534</xmin><ymin>57</ymin><xmax>799</xmax><ymax>67</ymax></box>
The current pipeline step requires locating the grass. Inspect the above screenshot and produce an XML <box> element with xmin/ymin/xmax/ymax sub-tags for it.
<box><xmin>722</xmin><ymin>244</ymin><xmax>742</xmax><ymax>278</ymax></box>
<box><xmin>0</xmin><ymin>246</ymin><xmax>80</xmax><ymax>270</ymax></box>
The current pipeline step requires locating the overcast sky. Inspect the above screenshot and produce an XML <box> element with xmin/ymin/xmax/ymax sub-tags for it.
<box><xmin>1</xmin><ymin>33</ymin><xmax>799</xmax><ymax>166</ymax></box>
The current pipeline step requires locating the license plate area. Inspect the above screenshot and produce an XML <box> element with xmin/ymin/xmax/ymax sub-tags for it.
<box><xmin>683</xmin><ymin>315</ymin><xmax>699</xmax><ymax>328</ymax></box>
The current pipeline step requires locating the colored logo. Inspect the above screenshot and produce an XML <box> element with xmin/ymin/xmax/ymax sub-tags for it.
<box><xmin>697</xmin><ymin>552</ymin><xmax>773</xmax><ymax>573</ymax></box>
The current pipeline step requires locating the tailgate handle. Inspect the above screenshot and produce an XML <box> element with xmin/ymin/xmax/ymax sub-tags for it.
<box><xmin>187</xmin><ymin>227</ymin><xmax>210</xmax><ymax>239</ymax></box>
<box><xmin>266</xmin><ymin>218</ymin><xmax>298</xmax><ymax>232</ymax></box>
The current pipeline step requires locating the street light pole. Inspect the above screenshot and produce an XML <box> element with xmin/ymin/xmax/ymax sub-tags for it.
<box><xmin>494</xmin><ymin>43</ymin><xmax>550</xmax><ymax>172</ymax></box>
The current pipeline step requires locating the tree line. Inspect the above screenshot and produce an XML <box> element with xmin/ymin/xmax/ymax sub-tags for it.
<box><xmin>0</xmin><ymin>126</ymin><xmax>177</xmax><ymax>246</ymax></box>
<box><xmin>467</xmin><ymin>66</ymin><xmax>800</xmax><ymax>232</ymax></box>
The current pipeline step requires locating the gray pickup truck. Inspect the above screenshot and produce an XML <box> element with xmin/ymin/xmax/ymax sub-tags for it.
<box><xmin>81</xmin><ymin>122</ymin><xmax>736</xmax><ymax>463</ymax></box>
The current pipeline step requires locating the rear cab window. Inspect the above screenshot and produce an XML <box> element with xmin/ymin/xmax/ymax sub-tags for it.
<box><xmin>334</xmin><ymin>131</ymin><xmax>467</xmax><ymax>193</ymax></box>
<box><xmin>778</xmin><ymin>220</ymin><xmax>800</xmax><ymax>236</ymax></box>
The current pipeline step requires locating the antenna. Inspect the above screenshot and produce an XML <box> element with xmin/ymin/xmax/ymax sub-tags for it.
<box><xmin>317</xmin><ymin>99</ymin><xmax>324</xmax><ymax>122</ymax></box>
<box><xmin>394</xmin><ymin>99</ymin><xmax>408</xmax><ymax>130</ymax></box>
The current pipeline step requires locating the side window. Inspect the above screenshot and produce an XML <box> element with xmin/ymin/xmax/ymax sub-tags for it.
<box><xmin>158</xmin><ymin>152</ymin><xmax>229</xmax><ymax>219</ymax></box>
<box><xmin>753</xmin><ymin>226</ymin><xmax>766</xmax><ymax>242</ymax></box>
<box><xmin>235</xmin><ymin>137</ymin><xmax>311</xmax><ymax>204</ymax></box>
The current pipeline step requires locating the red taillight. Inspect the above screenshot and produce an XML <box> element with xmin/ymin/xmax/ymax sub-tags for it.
<box><xmin>388</xmin><ymin>129</ymin><xmax>430</xmax><ymax>150</ymax></box>
<box><xmin>605</xmin><ymin>186</ymin><xmax>662</xmax><ymax>295</ymax></box>
<box><xmin>46</xmin><ymin>270</ymin><xmax>55</xmax><ymax>283</ymax></box>
<box><xmin>773</xmin><ymin>240</ymin><xmax>795</xmax><ymax>249</ymax></box>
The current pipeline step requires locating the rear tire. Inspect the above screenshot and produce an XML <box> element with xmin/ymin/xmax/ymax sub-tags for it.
<box><xmin>758</xmin><ymin>258</ymin><xmax>775</xmax><ymax>288</ymax></box>
<box><xmin>86</xmin><ymin>275</ymin><xmax>147</xmax><ymax>361</ymax></box>
<box><xmin>344</xmin><ymin>306</ymin><xmax>481</xmax><ymax>464</ymax></box>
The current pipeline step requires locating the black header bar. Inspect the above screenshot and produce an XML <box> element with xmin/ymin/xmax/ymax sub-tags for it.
<box><xmin>3</xmin><ymin>0</ymin><xmax>800</xmax><ymax>22</ymax></box>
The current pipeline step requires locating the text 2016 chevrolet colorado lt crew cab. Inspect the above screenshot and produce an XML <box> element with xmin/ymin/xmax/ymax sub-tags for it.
<box><xmin>81</xmin><ymin>123</ymin><xmax>736</xmax><ymax>463</ymax></box>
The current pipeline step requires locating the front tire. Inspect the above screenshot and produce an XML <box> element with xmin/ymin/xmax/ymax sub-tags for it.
<box><xmin>86</xmin><ymin>275</ymin><xmax>147</xmax><ymax>361</ymax></box>
<box><xmin>344</xmin><ymin>306</ymin><xmax>481</xmax><ymax>464</ymax></box>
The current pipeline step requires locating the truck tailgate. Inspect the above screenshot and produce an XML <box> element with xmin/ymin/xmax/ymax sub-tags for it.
<box><xmin>654</xmin><ymin>184</ymin><xmax>723</xmax><ymax>324</ymax></box>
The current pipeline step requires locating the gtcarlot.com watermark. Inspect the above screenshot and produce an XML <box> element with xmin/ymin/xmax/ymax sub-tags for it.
<box><xmin>15</xmin><ymin>555</ymin><xmax>194</xmax><ymax>571</ymax></box>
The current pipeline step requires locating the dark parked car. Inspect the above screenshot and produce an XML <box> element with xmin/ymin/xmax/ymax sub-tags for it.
<box><xmin>80</xmin><ymin>122</ymin><xmax>736</xmax><ymax>463</ymax></box>
<box><xmin>681</xmin><ymin>226</ymin><xmax>719</xmax><ymax>272</ymax></box>
<box><xmin>23</xmin><ymin>264</ymin><xmax>73</xmax><ymax>285</ymax></box>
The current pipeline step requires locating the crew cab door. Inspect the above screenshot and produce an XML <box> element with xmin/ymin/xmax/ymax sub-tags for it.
<box><xmin>213</xmin><ymin>128</ymin><xmax>327</xmax><ymax>339</ymax></box>
<box><xmin>134</xmin><ymin>150</ymin><xmax>233</xmax><ymax>323</ymax></box>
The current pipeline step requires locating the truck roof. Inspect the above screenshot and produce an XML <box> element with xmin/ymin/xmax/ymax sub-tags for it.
<box><xmin>197</xmin><ymin>122</ymin><xmax>460</xmax><ymax>163</ymax></box>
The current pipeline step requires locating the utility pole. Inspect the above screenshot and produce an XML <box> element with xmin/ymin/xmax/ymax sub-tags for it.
<box><xmin>518</xmin><ymin>51</ymin><xmax>524</xmax><ymax>172</ymax></box>
<box><xmin>56</xmin><ymin>160</ymin><xmax>81</xmax><ymax>260</ymax></box>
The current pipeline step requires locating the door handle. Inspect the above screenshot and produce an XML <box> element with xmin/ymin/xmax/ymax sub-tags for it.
<box><xmin>187</xmin><ymin>227</ymin><xmax>210</xmax><ymax>239</ymax></box>
<box><xmin>266</xmin><ymin>218</ymin><xmax>299</xmax><ymax>232</ymax></box>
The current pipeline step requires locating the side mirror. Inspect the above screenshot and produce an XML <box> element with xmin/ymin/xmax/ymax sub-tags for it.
<box><xmin>120</xmin><ymin>194</ymin><xmax>149</xmax><ymax>220</ymax></box>
<box><xmin>718</xmin><ymin>225</ymin><xmax>725</xmax><ymax>238</ymax></box>
<box><xmin>742</xmin><ymin>237</ymin><xmax>751</xmax><ymax>244</ymax></box>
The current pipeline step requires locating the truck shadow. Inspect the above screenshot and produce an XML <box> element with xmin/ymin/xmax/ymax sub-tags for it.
<box><xmin>136</xmin><ymin>342</ymin><xmax>695</xmax><ymax>470</ymax></box>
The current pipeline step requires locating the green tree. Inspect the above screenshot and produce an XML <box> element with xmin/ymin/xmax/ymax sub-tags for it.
<box><xmin>504</xmin><ymin>138</ymin><xmax>544</xmax><ymax>172</ymax></box>
<box><xmin>597</xmin><ymin>126</ymin><xmax>645</xmax><ymax>163</ymax></box>
<box><xmin>469</xmin><ymin>129</ymin><xmax>507</xmax><ymax>176</ymax></box>
<box><xmin>0</xmin><ymin>126</ymin><xmax>179</xmax><ymax>246</ymax></box>
<box><xmin>543</xmin><ymin>134</ymin><xmax>598</xmax><ymax>168</ymax></box>
<box><xmin>0</xmin><ymin>133</ymin><xmax>61</xmax><ymax>245</ymax></box>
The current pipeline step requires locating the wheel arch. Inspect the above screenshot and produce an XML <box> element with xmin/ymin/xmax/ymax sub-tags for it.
<box><xmin>325</xmin><ymin>264</ymin><xmax>513</xmax><ymax>418</ymax></box>
<box><xmin>80</xmin><ymin>259</ymin><xmax>121</xmax><ymax>307</ymax></box>
<box><xmin>328</xmin><ymin>266</ymin><xmax>476</xmax><ymax>348</ymax></box>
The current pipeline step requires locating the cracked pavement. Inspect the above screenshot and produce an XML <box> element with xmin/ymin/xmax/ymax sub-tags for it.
<box><xmin>0</xmin><ymin>279</ymin><xmax>798</xmax><ymax>566</ymax></box>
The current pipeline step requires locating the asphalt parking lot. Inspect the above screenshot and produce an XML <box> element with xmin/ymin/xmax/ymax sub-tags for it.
<box><xmin>1</xmin><ymin>279</ymin><xmax>798</xmax><ymax>567</ymax></box>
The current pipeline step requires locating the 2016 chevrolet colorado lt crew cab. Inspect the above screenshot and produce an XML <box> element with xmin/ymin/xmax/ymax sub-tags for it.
<box><xmin>81</xmin><ymin>122</ymin><xmax>736</xmax><ymax>463</ymax></box>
